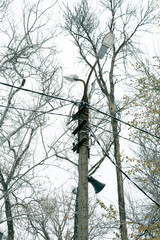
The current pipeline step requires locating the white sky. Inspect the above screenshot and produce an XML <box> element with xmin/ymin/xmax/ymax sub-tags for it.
<box><xmin>1</xmin><ymin>0</ymin><xmax>159</xmax><ymax>238</ymax></box>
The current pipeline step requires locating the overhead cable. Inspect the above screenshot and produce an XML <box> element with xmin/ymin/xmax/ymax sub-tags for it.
<box><xmin>1</xmin><ymin>103</ymin><xmax>158</xmax><ymax>153</ymax></box>
<box><xmin>0</xmin><ymin>104</ymin><xmax>71</xmax><ymax>118</ymax></box>
<box><xmin>90</xmin><ymin>123</ymin><xmax>160</xmax><ymax>153</ymax></box>
<box><xmin>88</xmin><ymin>105</ymin><xmax>160</xmax><ymax>140</ymax></box>
<box><xmin>89</xmin><ymin>128</ymin><xmax>160</xmax><ymax>208</ymax></box>
<box><xmin>0</xmin><ymin>82</ymin><xmax>79</xmax><ymax>105</ymax></box>
<box><xmin>1</xmin><ymin>81</ymin><xmax>160</xmax><ymax>140</ymax></box>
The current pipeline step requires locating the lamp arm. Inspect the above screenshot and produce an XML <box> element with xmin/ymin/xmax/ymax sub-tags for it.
<box><xmin>86</xmin><ymin>59</ymin><xmax>98</xmax><ymax>89</ymax></box>
<box><xmin>74</xmin><ymin>59</ymin><xmax>98</xmax><ymax>103</ymax></box>
<box><xmin>74</xmin><ymin>78</ymin><xmax>88</xmax><ymax>103</ymax></box>
<box><xmin>82</xmin><ymin>59</ymin><xmax>98</xmax><ymax>102</ymax></box>
<box><xmin>74</xmin><ymin>78</ymin><xmax>86</xmax><ymax>89</ymax></box>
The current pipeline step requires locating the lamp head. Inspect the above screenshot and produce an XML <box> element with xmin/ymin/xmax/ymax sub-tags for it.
<box><xmin>102</xmin><ymin>32</ymin><xmax>115</xmax><ymax>48</ymax></box>
<box><xmin>97</xmin><ymin>32</ymin><xmax>115</xmax><ymax>59</ymax></box>
<box><xmin>64</xmin><ymin>74</ymin><xmax>79</xmax><ymax>82</ymax></box>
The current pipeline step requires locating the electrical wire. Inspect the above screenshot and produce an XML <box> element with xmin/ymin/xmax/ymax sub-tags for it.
<box><xmin>0</xmin><ymin>126</ymin><xmax>73</xmax><ymax>201</ymax></box>
<box><xmin>88</xmin><ymin>105</ymin><xmax>160</xmax><ymax>140</ymax></box>
<box><xmin>89</xmin><ymin>128</ymin><xmax>160</xmax><ymax>208</ymax></box>
<box><xmin>1</xmin><ymin>82</ymin><xmax>160</xmax><ymax>207</ymax></box>
<box><xmin>1</xmin><ymin>81</ymin><xmax>160</xmax><ymax>141</ymax></box>
<box><xmin>90</xmin><ymin>123</ymin><xmax>160</xmax><ymax>153</ymax></box>
<box><xmin>1</xmin><ymin>103</ymin><xmax>158</xmax><ymax>154</ymax></box>
<box><xmin>0</xmin><ymin>104</ymin><xmax>72</xmax><ymax>118</ymax></box>
<box><xmin>0</xmin><ymin>82</ymin><xmax>79</xmax><ymax>105</ymax></box>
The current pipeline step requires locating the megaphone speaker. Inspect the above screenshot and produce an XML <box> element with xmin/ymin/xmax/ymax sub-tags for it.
<box><xmin>88</xmin><ymin>176</ymin><xmax>105</xmax><ymax>194</ymax></box>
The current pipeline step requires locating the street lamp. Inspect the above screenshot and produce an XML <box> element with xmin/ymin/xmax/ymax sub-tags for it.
<box><xmin>97</xmin><ymin>32</ymin><xmax>115</xmax><ymax>59</ymax></box>
<box><xmin>102</xmin><ymin>32</ymin><xmax>115</xmax><ymax>47</ymax></box>
<box><xmin>65</xmin><ymin>32</ymin><xmax>115</xmax><ymax>240</ymax></box>
<box><xmin>64</xmin><ymin>32</ymin><xmax>115</xmax><ymax>102</ymax></box>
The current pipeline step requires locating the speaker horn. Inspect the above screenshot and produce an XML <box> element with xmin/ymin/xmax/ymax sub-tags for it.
<box><xmin>88</xmin><ymin>176</ymin><xmax>105</xmax><ymax>194</ymax></box>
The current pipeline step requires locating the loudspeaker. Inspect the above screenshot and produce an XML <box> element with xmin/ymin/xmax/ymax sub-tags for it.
<box><xmin>88</xmin><ymin>176</ymin><xmax>105</xmax><ymax>194</ymax></box>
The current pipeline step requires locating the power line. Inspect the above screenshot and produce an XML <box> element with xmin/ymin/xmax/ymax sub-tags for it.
<box><xmin>0</xmin><ymin>104</ymin><xmax>72</xmax><ymax>118</ymax></box>
<box><xmin>1</xmin><ymin>81</ymin><xmax>160</xmax><ymax>141</ymax></box>
<box><xmin>1</xmin><ymin>103</ymin><xmax>158</xmax><ymax>154</ymax></box>
<box><xmin>0</xmin><ymin>126</ymin><xmax>73</xmax><ymax>202</ymax></box>
<box><xmin>4</xmin><ymin>103</ymin><xmax>157</xmax><ymax>153</ymax></box>
<box><xmin>90</xmin><ymin>123</ymin><xmax>160</xmax><ymax>153</ymax></box>
<box><xmin>1</xmin><ymin>82</ymin><xmax>160</xmax><ymax>207</ymax></box>
<box><xmin>0</xmin><ymin>82</ymin><xmax>79</xmax><ymax>105</ymax></box>
<box><xmin>88</xmin><ymin>105</ymin><xmax>160</xmax><ymax>140</ymax></box>
<box><xmin>89</xmin><ymin>128</ymin><xmax>160</xmax><ymax>208</ymax></box>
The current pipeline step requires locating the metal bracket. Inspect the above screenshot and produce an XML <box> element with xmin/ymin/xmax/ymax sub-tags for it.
<box><xmin>72</xmin><ymin>120</ymin><xmax>87</xmax><ymax>135</ymax></box>
<box><xmin>72</xmin><ymin>137</ymin><xmax>87</xmax><ymax>153</ymax></box>
<box><xmin>72</xmin><ymin>105</ymin><xmax>88</xmax><ymax>120</ymax></box>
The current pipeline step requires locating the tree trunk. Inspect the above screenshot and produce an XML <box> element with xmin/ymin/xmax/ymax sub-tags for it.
<box><xmin>4</xmin><ymin>192</ymin><xmax>14</xmax><ymax>240</ymax></box>
<box><xmin>108</xmin><ymin>47</ymin><xmax>128</xmax><ymax>240</ymax></box>
<box><xmin>0</xmin><ymin>171</ymin><xmax>14</xmax><ymax>240</ymax></box>
<box><xmin>111</xmin><ymin>116</ymin><xmax>128</xmax><ymax>240</ymax></box>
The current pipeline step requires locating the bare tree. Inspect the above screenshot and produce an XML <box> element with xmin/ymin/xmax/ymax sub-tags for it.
<box><xmin>62</xmin><ymin>0</ymin><xmax>157</xmax><ymax>239</ymax></box>
<box><xmin>20</xmin><ymin>191</ymin><xmax>75</xmax><ymax>240</ymax></box>
<box><xmin>17</xmin><ymin>189</ymin><xmax>115</xmax><ymax>240</ymax></box>
<box><xmin>0</xmin><ymin>0</ymin><xmax>63</xmax><ymax>239</ymax></box>
<box><xmin>0</xmin><ymin>0</ymin><xmax>12</xmax><ymax>19</ymax></box>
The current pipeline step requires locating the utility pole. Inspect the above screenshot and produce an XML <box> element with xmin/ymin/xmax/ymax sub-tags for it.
<box><xmin>72</xmin><ymin>101</ymin><xmax>89</xmax><ymax>240</ymax></box>
<box><xmin>72</xmin><ymin>66</ymin><xmax>101</xmax><ymax>239</ymax></box>
<box><xmin>67</xmin><ymin>32</ymin><xmax>115</xmax><ymax>240</ymax></box>
<box><xmin>77</xmin><ymin>103</ymin><xmax>89</xmax><ymax>240</ymax></box>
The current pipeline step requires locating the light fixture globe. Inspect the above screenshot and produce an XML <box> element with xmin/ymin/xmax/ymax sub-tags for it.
<box><xmin>64</xmin><ymin>74</ymin><xmax>79</xmax><ymax>82</ymax></box>
<box><xmin>97</xmin><ymin>32</ymin><xmax>115</xmax><ymax>59</ymax></box>
<box><xmin>102</xmin><ymin>32</ymin><xmax>115</xmax><ymax>48</ymax></box>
